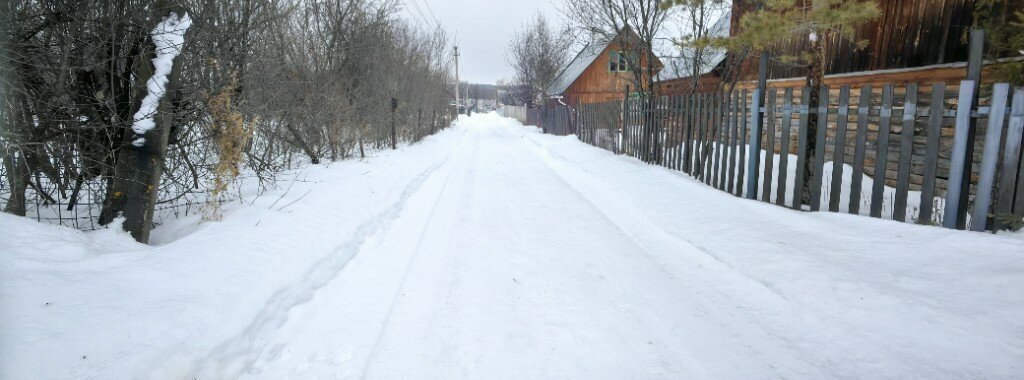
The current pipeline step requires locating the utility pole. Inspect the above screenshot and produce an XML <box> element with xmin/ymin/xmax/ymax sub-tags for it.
<box><xmin>454</xmin><ymin>45</ymin><xmax>461</xmax><ymax>115</ymax></box>
<box><xmin>390</xmin><ymin>97</ymin><xmax>398</xmax><ymax>149</ymax></box>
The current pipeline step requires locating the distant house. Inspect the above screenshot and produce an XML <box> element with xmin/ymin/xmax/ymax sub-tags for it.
<box><xmin>659</xmin><ymin>10</ymin><xmax>732</xmax><ymax>95</ymax></box>
<box><xmin>546</xmin><ymin>28</ymin><xmax>664</xmax><ymax>106</ymax></box>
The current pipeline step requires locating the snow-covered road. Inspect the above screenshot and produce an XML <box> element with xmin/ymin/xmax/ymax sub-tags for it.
<box><xmin>3</xmin><ymin>112</ymin><xmax>1023</xmax><ymax>379</ymax></box>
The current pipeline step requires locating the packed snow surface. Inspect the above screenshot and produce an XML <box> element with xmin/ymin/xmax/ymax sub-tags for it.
<box><xmin>2</xmin><ymin>112</ymin><xmax>1023</xmax><ymax>379</ymax></box>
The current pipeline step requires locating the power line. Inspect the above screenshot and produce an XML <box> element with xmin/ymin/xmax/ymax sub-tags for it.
<box><xmin>418</xmin><ymin>0</ymin><xmax>440</xmax><ymax>27</ymax></box>
<box><xmin>402</xmin><ymin>0</ymin><xmax>435</xmax><ymax>34</ymax></box>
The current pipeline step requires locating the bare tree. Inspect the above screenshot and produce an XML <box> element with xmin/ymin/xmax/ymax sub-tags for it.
<box><xmin>504</xmin><ymin>13</ymin><xmax>571</xmax><ymax>108</ymax></box>
<box><xmin>561</xmin><ymin>0</ymin><xmax>671</xmax><ymax>162</ymax></box>
<box><xmin>1</xmin><ymin>0</ymin><xmax>457</xmax><ymax>243</ymax></box>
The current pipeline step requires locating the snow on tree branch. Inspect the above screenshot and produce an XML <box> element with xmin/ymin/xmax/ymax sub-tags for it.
<box><xmin>131</xmin><ymin>12</ymin><xmax>193</xmax><ymax>148</ymax></box>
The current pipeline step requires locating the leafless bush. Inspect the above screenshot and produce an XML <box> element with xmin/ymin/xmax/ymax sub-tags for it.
<box><xmin>1</xmin><ymin>0</ymin><xmax>456</xmax><ymax>242</ymax></box>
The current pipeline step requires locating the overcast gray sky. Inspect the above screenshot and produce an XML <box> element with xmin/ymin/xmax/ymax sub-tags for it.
<box><xmin>400</xmin><ymin>0</ymin><xmax>565</xmax><ymax>85</ymax></box>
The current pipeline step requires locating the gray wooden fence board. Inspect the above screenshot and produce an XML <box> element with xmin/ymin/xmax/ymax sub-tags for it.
<box><xmin>665</xmin><ymin>97</ymin><xmax>671</xmax><ymax>166</ymax></box>
<box><xmin>719</xmin><ymin>93</ymin><xmax>730</xmax><ymax>190</ymax></box>
<box><xmin>712</xmin><ymin>93</ymin><xmax>720</xmax><ymax>186</ymax></box>
<box><xmin>696</xmin><ymin>94</ymin><xmax>706</xmax><ymax>176</ymax></box>
<box><xmin>697</xmin><ymin>94</ymin><xmax>705</xmax><ymax>178</ymax></box>
<box><xmin>762</xmin><ymin>88</ymin><xmax>778</xmax><ymax>202</ymax></box>
<box><xmin>674</xmin><ymin>96</ymin><xmax>681</xmax><ymax>170</ymax></box>
<box><xmin>708</xmin><ymin>94</ymin><xmax>718</xmax><ymax>184</ymax></box>
<box><xmin>970</xmin><ymin>83</ymin><xmax>1010</xmax><ymax>231</ymax></box>
<box><xmin>745</xmin><ymin>89</ymin><xmax>763</xmax><ymax>199</ymax></box>
<box><xmin>850</xmin><ymin>85</ymin><xmax>872</xmax><ymax>215</ymax></box>
<box><xmin>810</xmin><ymin>86</ymin><xmax>830</xmax><ymax>211</ymax></box>
<box><xmin>777</xmin><ymin>88</ymin><xmax>794</xmax><ymax>206</ymax></box>
<box><xmin>680</xmin><ymin>95</ymin><xmax>689</xmax><ymax>171</ymax></box>
<box><xmin>1006</xmin><ymin>88</ymin><xmax>1024</xmax><ymax>217</ymax></box>
<box><xmin>994</xmin><ymin>87</ymin><xmax>1023</xmax><ymax>229</ymax></box>
<box><xmin>738</xmin><ymin>90</ymin><xmax>748</xmax><ymax>197</ymax></box>
<box><xmin>793</xmin><ymin>88</ymin><xmax>812</xmax><ymax>210</ymax></box>
<box><xmin>728</xmin><ymin>91</ymin><xmax>740</xmax><ymax>194</ymax></box>
<box><xmin>829</xmin><ymin>86</ymin><xmax>851</xmax><ymax>212</ymax></box>
<box><xmin>943</xmin><ymin>80</ymin><xmax>977</xmax><ymax>229</ymax></box>
<box><xmin>871</xmin><ymin>84</ymin><xmax>894</xmax><ymax>218</ymax></box>
<box><xmin>683</xmin><ymin>95</ymin><xmax>693</xmax><ymax>173</ymax></box>
<box><xmin>669</xmin><ymin>97</ymin><xmax>676</xmax><ymax>169</ymax></box>
<box><xmin>919</xmin><ymin>84</ymin><xmax>946</xmax><ymax>225</ymax></box>
<box><xmin>894</xmin><ymin>83</ymin><xmax>919</xmax><ymax>222</ymax></box>
<box><xmin>707</xmin><ymin>93</ymin><xmax>717</xmax><ymax>184</ymax></box>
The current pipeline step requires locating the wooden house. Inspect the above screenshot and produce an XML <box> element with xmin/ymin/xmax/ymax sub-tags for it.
<box><xmin>659</xmin><ymin>10</ymin><xmax>732</xmax><ymax>95</ymax></box>
<box><xmin>546</xmin><ymin>28</ymin><xmax>664</xmax><ymax>106</ymax></box>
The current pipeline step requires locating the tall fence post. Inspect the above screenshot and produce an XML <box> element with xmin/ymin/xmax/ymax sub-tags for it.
<box><xmin>953</xmin><ymin>29</ymin><xmax>985</xmax><ymax>229</ymax></box>
<box><xmin>622</xmin><ymin>85</ymin><xmax>630</xmax><ymax>155</ymax></box>
<box><xmin>943</xmin><ymin>80</ymin><xmax>977</xmax><ymax>229</ymax></box>
<box><xmin>970</xmin><ymin>83</ymin><xmax>1010</xmax><ymax>231</ymax></box>
<box><xmin>390</xmin><ymin>97</ymin><xmax>398</xmax><ymax>149</ymax></box>
<box><xmin>744</xmin><ymin>51</ymin><xmax>769</xmax><ymax>199</ymax></box>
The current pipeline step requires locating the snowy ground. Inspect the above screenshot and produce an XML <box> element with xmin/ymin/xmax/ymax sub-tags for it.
<box><xmin>2</xmin><ymin>112</ymin><xmax>1023</xmax><ymax>379</ymax></box>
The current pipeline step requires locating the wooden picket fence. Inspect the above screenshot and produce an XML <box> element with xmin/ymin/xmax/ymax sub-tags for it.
<box><xmin>499</xmin><ymin>105</ymin><xmax>529</xmax><ymax>125</ymax></box>
<box><xmin>536</xmin><ymin>81</ymin><xmax>1024</xmax><ymax>232</ymax></box>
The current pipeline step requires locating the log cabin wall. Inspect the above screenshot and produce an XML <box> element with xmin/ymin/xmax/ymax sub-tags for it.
<box><xmin>729</xmin><ymin>0</ymin><xmax>1022</xmax><ymax>82</ymax></box>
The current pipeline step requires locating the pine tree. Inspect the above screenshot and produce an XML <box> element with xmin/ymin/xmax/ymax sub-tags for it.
<box><xmin>717</xmin><ymin>0</ymin><xmax>880</xmax><ymax>205</ymax></box>
<box><xmin>974</xmin><ymin>0</ymin><xmax>1024</xmax><ymax>85</ymax></box>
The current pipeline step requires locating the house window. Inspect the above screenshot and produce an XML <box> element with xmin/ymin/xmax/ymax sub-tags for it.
<box><xmin>609</xmin><ymin>51</ymin><xmax>633</xmax><ymax>72</ymax></box>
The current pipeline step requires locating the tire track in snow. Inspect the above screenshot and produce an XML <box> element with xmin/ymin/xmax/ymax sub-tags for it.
<box><xmin>516</xmin><ymin>131</ymin><xmax>887</xmax><ymax>376</ymax></box>
<box><xmin>188</xmin><ymin>136</ymin><xmax>464</xmax><ymax>379</ymax></box>
<box><xmin>355</xmin><ymin>128</ymin><xmax>474</xmax><ymax>379</ymax></box>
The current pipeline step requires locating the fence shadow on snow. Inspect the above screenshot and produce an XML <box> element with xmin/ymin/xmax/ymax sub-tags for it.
<box><xmin>515</xmin><ymin>80</ymin><xmax>1024</xmax><ymax>233</ymax></box>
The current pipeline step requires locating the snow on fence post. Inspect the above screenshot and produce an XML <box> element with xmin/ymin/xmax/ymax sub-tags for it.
<box><xmin>943</xmin><ymin>80</ymin><xmax>977</xmax><ymax>229</ymax></box>
<box><xmin>970</xmin><ymin>83</ymin><xmax>1010</xmax><ymax>231</ymax></box>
